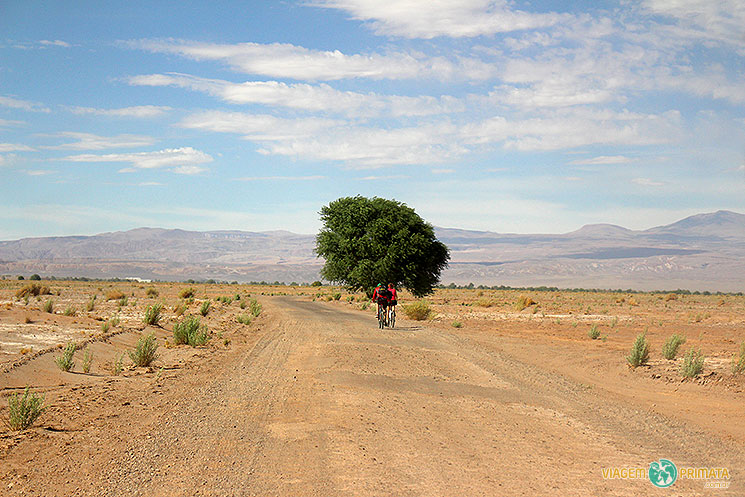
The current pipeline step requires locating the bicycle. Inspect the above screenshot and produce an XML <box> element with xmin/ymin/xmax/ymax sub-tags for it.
<box><xmin>377</xmin><ymin>302</ymin><xmax>388</xmax><ymax>329</ymax></box>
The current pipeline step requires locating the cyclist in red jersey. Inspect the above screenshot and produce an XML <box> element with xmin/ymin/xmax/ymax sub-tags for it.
<box><xmin>372</xmin><ymin>283</ymin><xmax>389</xmax><ymax>322</ymax></box>
<box><xmin>386</xmin><ymin>283</ymin><xmax>398</xmax><ymax>322</ymax></box>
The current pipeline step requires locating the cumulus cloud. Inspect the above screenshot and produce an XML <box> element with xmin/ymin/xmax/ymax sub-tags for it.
<box><xmin>60</xmin><ymin>147</ymin><xmax>213</xmax><ymax>174</ymax></box>
<box><xmin>312</xmin><ymin>0</ymin><xmax>569</xmax><ymax>38</ymax></box>
<box><xmin>0</xmin><ymin>143</ymin><xmax>35</xmax><ymax>152</ymax></box>
<box><xmin>45</xmin><ymin>132</ymin><xmax>156</xmax><ymax>150</ymax></box>
<box><xmin>632</xmin><ymin>177</ymin><xmax>666</xmax><ymax>187</ymax></box>
<box><xmin>570</xmin><ymin>156</ymin><xmax>633</xmax><ymax>165</ymax></box>
<box><xmin>126</xmin><ymin>39</ymin><xmax>498</xmax><ymax>81</ymax></box>
<box><xmin>39</xmin><ymin>40</ymin><xmax>72</xmax><ymax>47</ymax></box>
<box><xmin>68</xmin><ymin>105</ymin><xmax>172</xmax><ymax>118</ymax></box>
<box><xmin>129</xmin><ymin>72</ymin><xmax>462</xmax><ymax>117</ymax></box>
<box><xmin>0</xmin><ymin>95</ymin><xmax>50</xmax><ymax>113</ymax></box>
<box><xmin>235</xmin><ymin>175</ymin><xmax>325</xmax><ymax>181</ymax></box>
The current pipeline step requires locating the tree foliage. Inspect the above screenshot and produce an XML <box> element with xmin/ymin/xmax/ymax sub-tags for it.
<box><xmin>315</xmin><ymin>196</ymin><xmax>449</xmax><ymax>297</ymax></box>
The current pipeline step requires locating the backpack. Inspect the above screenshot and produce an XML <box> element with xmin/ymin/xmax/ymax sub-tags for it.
<box><xmin>377</xmin><ymin>287</ymin><xmax>390</xmax><ymax>299</ymax></box>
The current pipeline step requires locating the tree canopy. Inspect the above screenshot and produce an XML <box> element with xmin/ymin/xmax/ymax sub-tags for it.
<box><xmin>315</xmin><ymin>196</ymin><xmax>449</xmax><ymax>297</ymax></box>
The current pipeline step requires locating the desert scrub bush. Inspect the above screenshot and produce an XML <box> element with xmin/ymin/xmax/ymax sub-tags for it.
<box><xmin>82</xmin><ymin>348</ymin><xmax>93</xmax><ymax>373</ymax></box>
<box><xmin>236</xmin><ymin>314</ymin><xmax>251</xmax><ymax>325</ymax></box>
<box><xmin>174</xmin><ymin>303</ymin><xmax>186</xmax><ymax>316</ymax></box>
<box><xmin>588</xmin><ymin>324</ymin><xmax>601</xmax><ymax>340</ymax></box>
<box><xmin>199</xmin><ymin>300</ymin><xmax>211</xmax><ymax>316</ymax></box>
<box><xmin>515</xmin><ymin>295</ymin><xmax>536</xmax><ymax>311</ymax></box>
<box><xmin>111</xmin><ymin>352</ymin><xmax>125</xmax><ymax>375</ymax></box>
<box><xmin>106</xmin><ymin>289</ymin><xmax>125</xmax><ymax>301</ymax></box>
<box><xmin>360</xmin><ymin>302</ymin><xmax>369</xmax><ymax>311</ymax></box>
<box><xmin>110</xmin><ymin>314</ymin><xmax>120</xmax><ymax>327</ymax></box>
<box><xmin>63</xmin><ymin>305</ymin><xmax>77</xmax><ymax>317</ymax></box>
<box><xmin>661</xmin><ymin>334</ymin><xmax>686</xmax><ymax>360</ymax></box>
<box><xmin>55</xmin><ymin>342</ymin><xmax>76</xmax><ymax>372</ymax></box>
<box><xmin>248</xmin><ymin>298</ymin><xmax>262</xmax><ymax>317</ymax></box>
<box><xmin>178</xmin><ymin>287</ymin><xmax>195</xmax><ymax>299</ymax></box>
<box><xmin>451</xmin><ymin>320</ymin><xmax>463</xmax><ymax>328</ymax></box>
<box><xmin>332</xmin><ymin>292</ymin><xmax>341</xmax><ymax>301</ymax></box>
<box><xmin>129</xmin><ymin>333</ymin><xmax>159</xmax><ymax>367</ymax></box>
<box><xmin>43</xmin><ymin>299</ymin><xmax>54</xmax><ymax>314</ymax></box>
<box><xmin>403</xmin><ymin>300</ymin><xmax>432</xmax><ymax>321</ymax></box>
<box><xmin>681</xmin><ymin>348</ymin><xmax>705</xmax><ymax>378</ymax></box>
<box><xmin>731</xmin><ymin>342</ymin><xmax>745</xmax><ymax>374</ymax></box>
<box><xmin>626</xmin><ymin>332</ymin><xmax>650</xmax><ymax>368</ymax></box>
<box><xmin>143</xmin><ymin>303</ymin><xmax>162</xmax><ymax>326</ymax></box>
<box><xmin>6</xmin><ymin>386</ymin><xmax>46</xmax><ymax>431</ymax></box>
<box><xmin>145</xmin><ymin>287</ymin><xmax>159</xmax><ymax>298</ymax></box>
<box><xmin>475</xmin><ymin>298</ymin><xmax>496</xmax><ymax>308</ymax></box>
<box><xmin>85</xmin><ymin>296</ymin><xmax>96</xmax><ymax>312</ymax></box>
<box><xmin>16</xmin><ymin>283</ymin><xmax>51</xmax><ymax>298</ymax></box>
<box><xmin>173</xmin><ymin>316</ymin><xmax>209</xmax><ymax>346</ymax></box>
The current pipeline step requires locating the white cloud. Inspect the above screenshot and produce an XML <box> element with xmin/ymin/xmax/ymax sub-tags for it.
<box><xmin>570</xmin><ymin>156</ymin><xmax>633</xmax><ymax>165</ymax></box>
<box><xmin>235</xmin><ymin>175</ymin><xmax>325</xmax><ymax>181</ymax></box>
<box><xmin>126</xmin><ymin>39</ymin><xmax>498</xmax><ymax>81</ymax></box>
<box><xmin>432</xmin><ymin>168</ymin><xmax>455</xmax><ymax>174</ymax></box>
<box><xmin>68</xmin><ymin>105</ymin><xmax>172</xmax><ymax>118</ymax></box>
<box><xmin>39</xmin><ymin>40</ymin><xmax>71</xmax><ymax>48</ymax></box>
<box><xmin>45</xmin><ymin>132</ymin><xmax>156</xmax><ymax>150</ymax></box>
<box><xmin>313</xmin><ymin>0</ymin><xmax>570</xmax><ymax>38</ymax></box>
<box><xmin>60</xmin><ymin>147</ymin><xmax>213</xmax><ymax>173</ymax></box>
<box><xmin>180</xmin><ymin>111</ymin><xmax>340</xmax><ymax>141</ymax></box>
<box><xmin>0</xmin><ymin>95</ymin><xmax>50</xmax><ymax>113</ymax></box>
<box><xmin>0</xmin><ymin>143</ymin><xmax>35</xmax><ymax>152</ymax></box>
<box><xmin>632</xmin><ymin>177</ymin><xmax>666</xmax><ymax>187</ymax></box>
<box><xmin>22</xmin><ymin>169</ymin><xmax>54</xmax><ymax>176</ymax></box>
<box><xmin>0</xmin><ymin>118</ymin><xmax>25</xmax><ymax>127</ymax></box>
<box><xmin>641</xmin><ymin>0</ymin><xmax>745</xmax><ymax>50</ymax></box>
<box><xmin>171</xmin><ymin>165</ymin><xmax>208</xmax><ymax>175</ymax></box>
<box><xmin>129</xmin><ymin>73</ymin><xmax>462</xmax><ymax>117</ymax></box>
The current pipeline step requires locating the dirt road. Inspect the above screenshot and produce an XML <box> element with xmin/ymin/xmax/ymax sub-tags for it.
<box><xmin>3</xmin><ymin>297</ymin><xmax>742</xmax><ymax>496</ymax></box>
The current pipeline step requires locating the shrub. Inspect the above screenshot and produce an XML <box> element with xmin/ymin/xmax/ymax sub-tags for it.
<box><xmin>129</xmin><ymin>333</ymin><xmax>159</xmax><ymax>367</ymax></box>
<box><xmin>332</xmin><ymin>292</ymin><xmax>341</xmax><ymax>301</ymax></box>
<box><xmin>29</xmin><ymin>274</ymin><xmax>41</xmax><ymax>281</ymax></box>
<box><xmin>452</xmin><ymin>320</ymin><xmax>463</xmax><ymax>328</ymax></box>
<box><xmin>236</xmin><ymin>314</ymin><xmax>251</xmax><ymax>325</ymax></box>
<box><xmin>681</xmin><ymin>348</ymin><xmax>705</xmax><ymax>378</ymax></box>
<box><xmin>110</xmin><ymin>315</ymin><xmax>120</xmax><ymax>327</ymax></box>
<box><xmin>63</xmin><ymin>306</ymin><xmax>77</xmax><ymax>317</ymax></box>
<box><xmin>117</xmin><ymin>295</ymin><xmax>129</xmax><ymax>308</ymax></box>
<box><xmin>179</xmin><ymin>288</ymin><xmax>195</xmax><ymax>299</ymax></box>
<box><xmin>106</xmin><ymin>290</ymin><xmax>125</xmax><ymax>301</ymax></box>
<box><xmin>111</xmin><ymin>352</ymin><xmax>125</xmax><ymax>375</ymax></box>
<box><xmin>174</xmin><ymin>303</ymin><xmax>186</xmax><ymax>316</ymax></box>
<box><xmin>248</xmin><ymin>298</ymin><xmax>262</xmax><ymax>317</ymax></box>
<box><xmin>82</xmin><ymin>348</ymin><xmax>93</xmax><ymax>373</ymax></box>
<box><xmin>7</xmin><ymin>386</ymin><xmax>45</xmax><ymax>430</ymax></box>
<box><xmin>16</xmin><ymin>283</ymin><xmax>51</xmax><ymax>298</ymax></box>
<box><xmin>199</xmin><ymin>300</ymin><xmax>211</xmax><ymax>316</ymax></box>
<box><xmin>43</xmin><ymin>299</ymin><xmax>54</xmax><ymax>313</ymax></box>
<box><xmin>55</xmin><ymin>342</ymin><xmax>76</xmax><ymax>372</ymax></box>
<box><xmin>662</xmin><ymin>334</ymin><xmax>686</xmax><ymax>360</ymax></box>
<box><xmin>403</xmin><ymin>300</ymin><xmax>432</xmax><ymax>321</ymax></box>
<box><xmin>732</xmin><ymin>342</ymin><xmax>745</xmax><ymax>374</ymax></box>
<box><xmin>626</xmin><ymin>332</ymin><xmax>650</xmax><ymax>368</ymax></box>
<box><xmin>588</xmin><ymin>324</ymin><xmax>601</xmax><ymax>339</ymax></box>
<box><xmin>311</xmin><ymin>281</ymin><xmax>322</xmax><ymax>287</ymax></box>
<box><xmin>515</xmin><ymin>295</ymin><xmax>536</xmax><ymax>311</ymax></box>
<box><xmin>101</xmin><ymin>320</ymin><xmax>111</xmax><ymax>333</ymax></box>
<box><xmin>145</xmin><ymin>287</ymin><xmax>159</xmax><ymax>298</ymax></box>
<box><xmin>85</xmin><ymin>296</ymin><xmax>96</xmax><ymax>312</ymax></box>
<box><xmin>143</xmin><ymin>304</ymin><xmax>162</xmax><ymax>326</ymax></box>
<box><xmin>173</xmin><ymin>316</ymin><xmax>209</xmax><ymax>346</ymax></box>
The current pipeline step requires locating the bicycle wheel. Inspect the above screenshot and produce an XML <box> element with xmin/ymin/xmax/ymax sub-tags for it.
<box><xmin>377</xmin><ymin>307</ymin><xmax>384</xmax><ymax>329</ymax></box>
<box><xmin>390</xmin><ymin>308</ymin><xmax>395</xmax><ymax>328</ymax></box>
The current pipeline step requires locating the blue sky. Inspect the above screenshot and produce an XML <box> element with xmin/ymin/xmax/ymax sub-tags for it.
<box><xmin>1</xmin><ymin>0</ymin><xmax>744</xmax><ymax>239</ymax></box>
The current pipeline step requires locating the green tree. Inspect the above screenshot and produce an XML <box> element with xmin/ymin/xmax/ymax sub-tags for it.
<box><xmin>315</xmin><ymin>196</ymin><xmax>449</xmax><ymax>297</ymax></box>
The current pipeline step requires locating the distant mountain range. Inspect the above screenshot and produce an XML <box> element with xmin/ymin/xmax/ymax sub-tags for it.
<box><xmin>1</xmin><ymin>210</ymin><xmax>743</xmax><ymax>291</ymax></box>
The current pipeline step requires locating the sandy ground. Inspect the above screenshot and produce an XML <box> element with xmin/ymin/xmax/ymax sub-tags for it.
<box><xmin>1</xmin><ymin>282</ymin><xmax>743</xmax><ymax>495</ymax></box>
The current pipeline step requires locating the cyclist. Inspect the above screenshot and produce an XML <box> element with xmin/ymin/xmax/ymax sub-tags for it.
<box><xmin>386</xmin><ymin>283</ymin><xmax>398</xmax><ymax>322</ymax></box>
<box><xmin>372</xmin><ymin>283</ymin><xmax>389</xmax><ymax>324</ymax></box>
